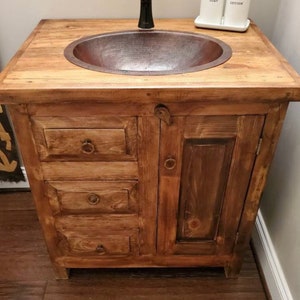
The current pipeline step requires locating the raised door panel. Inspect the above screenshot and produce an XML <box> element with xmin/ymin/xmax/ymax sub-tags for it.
<box><xmin>177</xmin><ymin>138</ymin><xmax>234</xmax><ymax>242</ymax></box>
<box><xmin>157</xmin><ymin>115</ymin><xmax>264</xmax><ymax>256</ymax></box>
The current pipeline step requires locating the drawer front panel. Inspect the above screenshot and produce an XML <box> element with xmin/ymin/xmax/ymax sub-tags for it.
<box><xmin>47</xmin><ymin>181</ymin><xmax>138</xmax><ymax>215</ymax></box>
<box><xmin>44</xmin><ymin>128</ymin><xmax>126</xmax><ymax>156</ymax></box>
<box><xmin>56</xmin><ymin>215</ymin><xmax>140</xmax><ymax>256</ymax></box>
<box><xmin>58</xmin><ymin>232</ymin><xmax>139</xmax><ymax>256</ymax></box>
<box><xmin>31</xmin><ymin>116</ymin><xmax>137</xmax><ymax>161</ymax></box>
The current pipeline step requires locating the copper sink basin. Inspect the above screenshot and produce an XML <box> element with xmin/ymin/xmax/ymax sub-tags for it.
<box><xmin>64</xmin><ymin>30</ymin><xmax>232</xmax><ymax>75</ymax></box>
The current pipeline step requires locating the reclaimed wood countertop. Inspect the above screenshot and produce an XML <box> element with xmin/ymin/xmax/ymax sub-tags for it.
<box><xmin>0</xmin><ymin>18</ymin><xmax>300</xmax><ymax>104</ymax></box>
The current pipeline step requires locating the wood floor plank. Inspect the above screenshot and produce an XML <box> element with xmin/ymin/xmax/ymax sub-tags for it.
<box><xmin>0</xmin><ymin>191</ymin><xmax>268</xmax><ymax>300</ymax></box>
<box><xmin>0</xmin><ymin>195</ymin><xmax>55</xmax><ymax>282</ymax></box>
<box><xmin>44</xmin><ymin>275</ymin><xmax>266</xmax><ymax>300</ymax></box>
<box><xmin>0</xmin><ymin>281</ymin><xmax>46</xmax><ymax>300</ymax></box>
<box><xmin>0</xmin><ymin>192</ymin><xmax>34</xmax><ymax>211</ymax></box>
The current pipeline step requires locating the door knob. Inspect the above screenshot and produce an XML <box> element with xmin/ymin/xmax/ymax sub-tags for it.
<box><xmin>164</xmin><ymin>157</ymin><xmax>176</xmax><ymax>170</ymax></box>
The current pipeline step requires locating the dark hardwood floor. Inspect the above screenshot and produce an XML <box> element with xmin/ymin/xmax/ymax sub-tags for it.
<box><xmin>0</xmin><ymin>191</ymin><xmax>268</xmax><ymax>299</ymax></box>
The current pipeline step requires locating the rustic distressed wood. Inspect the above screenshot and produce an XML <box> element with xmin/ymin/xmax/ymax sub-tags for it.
<box><xmin>46</xmin><ymin>181</ymin><xmax>138</xmax><ymax>215</ymax></box>
<box><xmin>0</xmin><ymin>19</ymin><xmax>299</xmax><ymax>104</ymax></box>
<box><xmin>177</xmin><ymin>139</ymin><xmax>234</xmax><ymax>241</ymax></box>
<box><xmin>31</xmin><ymin>116</ymin><xmax>137</xmax><ymax>161</ymax></box>
<box><xmin>58</xmin><ymin>231</ymin><xmax>139</xmax><ymax>257</ymax></box>
<box><xmin>0</xmin><ymin>19</ymin><xmax>299</xmax><ymax>279</ymax></box>
<box><xmin>27</xmin><ymin>102</ymin><xmax>271</xmax><ymax>117</ymax></box>
<box><xmin>7</xmin><ymin>105</ymin><xmax>69</xmax><ymax>279</ymax></box>
<box><xmin>137</xmin><ymin>116</ymin><xmax>160</xmax><ymax>255</ymax></box>
<box><xmin>157</xmin><ymin>115</ymin><xmax>264</xmax><ymax>258</ymax></box>
<box><xmin>41</xmin><ymin>161</ymin><xmax>138</xmax><ymax>180</ymax></box>
<box><xmin>225</xmin><ymin>103</ymin><xmax>289</xmax><ymax>277</ymax></box>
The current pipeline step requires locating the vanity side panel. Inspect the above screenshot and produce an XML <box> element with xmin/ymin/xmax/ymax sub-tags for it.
<box><xmin>6</xmin><ymin>104</ymin><xmax>69</xmax><ymax>279</ymax></box>
<box><xmin>226</xmin><ymin>103</ymin><xmax>289</xmax><ymax>278</ymax></box>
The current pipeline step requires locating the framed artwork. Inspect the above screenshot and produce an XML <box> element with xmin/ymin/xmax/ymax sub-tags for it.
<box><xmin>0</xmin><ymin>105</ymin><xmax>26</xmax><ymax>185</ymax></box>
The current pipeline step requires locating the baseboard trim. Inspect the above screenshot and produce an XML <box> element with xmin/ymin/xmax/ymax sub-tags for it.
<box><xmin>252</xmin><ymin>210</ymin><xmax>293</xmax><ymax>300</ymax></box>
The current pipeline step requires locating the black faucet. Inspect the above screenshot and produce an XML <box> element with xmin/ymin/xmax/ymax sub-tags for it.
<box><xmin>138</xmin><ymin>0</ymin><xmax>154</xmax><ymax>29</ymax></box>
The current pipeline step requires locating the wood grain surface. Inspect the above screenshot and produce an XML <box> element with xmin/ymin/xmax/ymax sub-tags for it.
<box><xmin>0</xmin><ymin>19</ymin><xmax>299</xmax><ymax>104</ymax></box>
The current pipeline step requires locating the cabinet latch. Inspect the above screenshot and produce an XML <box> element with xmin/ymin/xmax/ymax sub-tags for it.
<box><xmin>154</xmin><ymin>104</ymin><xmax>172</xmax><ymax>125</ymax></box>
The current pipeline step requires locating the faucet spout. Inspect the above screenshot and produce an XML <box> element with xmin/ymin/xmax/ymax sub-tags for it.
<box><xmin>138</xmin><ymin>0</ymin><xmax>154</xmax><ymax>29</ymax></box>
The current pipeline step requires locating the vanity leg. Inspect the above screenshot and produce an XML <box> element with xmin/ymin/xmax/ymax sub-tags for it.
<box><xmin>224</xmin><ymin>256</ymin><xmax>243</xmax><ymax>278</ymax></box>
<box><xmin>53</xmin><ymin>265</ymin><xmax>70</xmax><ymax>279</ymax></box>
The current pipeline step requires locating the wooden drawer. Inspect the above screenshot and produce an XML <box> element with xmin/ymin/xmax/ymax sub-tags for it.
<box><xmin>58</xmin><ymin>232</ymin><xmax>139</xmax><ymax>256</ymax></box>
<box><xmin>30</xmin><ymin>116</ymin><xmax>137</xmax><ymax>161</ymax></box>
<box><xmin>46</xmin><ymin>181</ymin><xmax>138</xmax><ymax>215</ymax></box>
<box><xmin>55</xmin><ymin>215</ymin><xmax>139</xmax><ymax>256</ymax></box>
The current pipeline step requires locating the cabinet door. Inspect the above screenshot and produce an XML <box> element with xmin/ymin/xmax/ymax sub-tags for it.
<box><xmin>157</xmin><ymin>115</ymin><xmax>264</xmax><ymax>256</ymax></box>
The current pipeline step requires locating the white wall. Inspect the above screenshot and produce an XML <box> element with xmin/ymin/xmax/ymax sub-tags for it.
<box><xmin>0</xmin><ymin>0</ymin><xmax>278</xmax><ymax>69</ymax></box>
<box><xmin>259</xmin><ymin>0</ymin><xmax>300</xmax><ymax>298</ymax></box>
<box><xmin>249</xmin><ymin>0</ymin><xmax>280</xmax><ymax>38</ymax></box>
<box><xmin>0</xmin><ymin>0</ymin><xmax>201</xmax><ymax>69</ymax></box>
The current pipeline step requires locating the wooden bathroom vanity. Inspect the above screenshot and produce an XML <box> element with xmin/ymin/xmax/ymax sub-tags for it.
<box><xmin>0</xmin><ymin>19</ymin><xmax>299</xmax><ymax>279</ymax></box>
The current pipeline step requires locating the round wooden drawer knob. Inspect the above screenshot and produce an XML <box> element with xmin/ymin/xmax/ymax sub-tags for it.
<box><xmin>164</xmin><ymin>157</ymin><xmax>176</xmax><ymax>170</ymax></box>
<box><xmin>87</xmin><ymin>193</ymin><xmax>101</xmax><ymax>205</ymax></box>
<box><xmin>81</xmin><ymin>139</ymin><xmax>95</xmax><ymax>154</ymax></box>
